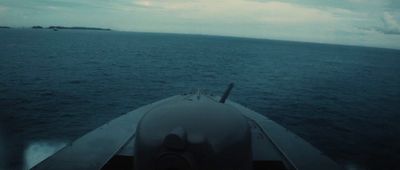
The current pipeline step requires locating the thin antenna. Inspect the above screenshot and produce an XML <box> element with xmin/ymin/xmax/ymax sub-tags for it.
<box><xmin>219</xmin><ymin>83</ymin><xmax>234</xmax><ymax>103</ymax></box>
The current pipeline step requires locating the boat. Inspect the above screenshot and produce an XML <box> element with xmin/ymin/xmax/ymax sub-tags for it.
<box><xmin>31</xmin><ymin>83</ymin><xmax>343</xmax><ymax>170</ymax></box>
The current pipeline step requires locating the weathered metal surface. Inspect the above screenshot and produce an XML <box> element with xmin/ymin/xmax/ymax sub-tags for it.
<box><xmin>135</xmin><ymin>94</ymin><xmax>252</xmax><ymax>170</ymax></box>
<box><xmin>227</xmin><ymin>100</ymin><xmax>343</xmax><ymax>170</ymax></box>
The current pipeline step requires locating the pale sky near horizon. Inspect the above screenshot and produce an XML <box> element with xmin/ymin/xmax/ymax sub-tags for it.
<box><xmin>1</xmin><ymin>0</ymin><xmax>400</xmax><ymax>49</ymax></box>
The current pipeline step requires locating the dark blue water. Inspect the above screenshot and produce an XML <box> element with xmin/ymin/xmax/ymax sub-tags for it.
<box><xmin>0</xmin><ymin>29</ymin><xmax>399</xmax><ymax>170</ymax></box>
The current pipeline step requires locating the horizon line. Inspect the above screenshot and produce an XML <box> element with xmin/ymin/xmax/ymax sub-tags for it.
<box><xmin>2</xmin><ymin>25</ymin><xmax>400</xmax><ymax>51</ymax></box>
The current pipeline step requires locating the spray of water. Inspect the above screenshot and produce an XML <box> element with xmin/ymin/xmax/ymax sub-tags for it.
<box><xmin>23</xmin><ymin>141</ymin><xmax>66</xmax><ymax>170</ymax></box>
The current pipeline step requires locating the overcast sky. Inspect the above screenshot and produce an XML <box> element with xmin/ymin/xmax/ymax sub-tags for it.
<box><xmin>1</xmin><ymin>0</ymin><xmax>400</xmax><ymax>49</ymax></box>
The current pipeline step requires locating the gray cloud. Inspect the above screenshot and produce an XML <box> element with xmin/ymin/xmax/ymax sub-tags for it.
<box><xmin>376</xmin><ymin>12</ymin><xmax>400</xmax><ymax>35</ymax></box>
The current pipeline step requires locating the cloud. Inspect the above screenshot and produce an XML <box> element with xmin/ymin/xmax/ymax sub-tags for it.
<box><xmin>104</xmin><ymin>0</ymin><xmax>378</xmax><ymax>45</ymax></box>
<box><xmin>376</xmin><ymin>12</ymin><xmax>400</xmax><ymax>34</ymax></box>
<box><xmin>0</xmin><ymin>5</ymin><xmax>8</xmax><ymax>13</ymax></box>
<box><xmin>134</xmin><ymin>0</ymin><xmax>152</xmax><ymax>7</ymax></box>
<box><xmin>122</xmin><ymin>0</ymin><xmax>344</xmax><ymax>24</ymax></box>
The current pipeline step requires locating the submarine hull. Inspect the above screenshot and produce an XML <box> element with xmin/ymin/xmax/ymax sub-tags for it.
<box><xmin>31</xmin><ymin>93</ymin><xmax>343</xmax><ymax>170</ymax></box>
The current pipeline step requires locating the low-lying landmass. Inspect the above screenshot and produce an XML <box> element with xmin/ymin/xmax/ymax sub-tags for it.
<box><xmin>1</xmin><ymin>26</ymin><xmax>112</xmax><ymax>31</ymax></box>
<box><xmin>47</xmin><ymin>26</ymin><xmax>111</xmax><ymax>31</ymax></box>
<box><xmin>32</xmin><ymin>26</ymin><xmax>43</xmax><ymax>29</ymax></box>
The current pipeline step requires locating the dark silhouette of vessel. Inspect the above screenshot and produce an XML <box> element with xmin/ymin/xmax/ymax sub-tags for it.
<box><xmin>31</xmin><ymin>83</ymin><xmax>343</xmax><ymax>170</ymax></box>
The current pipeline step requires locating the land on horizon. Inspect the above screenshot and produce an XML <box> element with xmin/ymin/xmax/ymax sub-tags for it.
<box><xmin>2</xmin><ymin>25</ymin><xmax>400</xmax><ymax>51</ymax></box>
<box><xmin>1</xmin><ymin>25</ymin><xmax>111</xmax><ymax>31</ymax></box>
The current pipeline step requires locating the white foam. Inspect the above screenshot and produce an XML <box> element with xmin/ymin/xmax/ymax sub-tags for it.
<box><xmin>23</xmin><ymin>141</ymin><xmax>66</xmax><ymax>170</ymax></box>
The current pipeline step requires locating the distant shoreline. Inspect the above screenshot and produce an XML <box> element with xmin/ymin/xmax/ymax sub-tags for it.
<box><xmin>34</xmin><ymin>26</ymin><xmax>112</xmax><ymax>31</ymax></box>
<box><xmin>1</xmin><ymin>25</ymin><xmax>111</xmax><ymax>31</ymax></box>
<box><xmin>1</xmin><ymin>26</ymin><xmax>399</xmax><ymax>50</ymax></box>
<box><xmin>47</xmin><ymin>26</ymin><xmax>111</xmax><ymax>31</ymax></box>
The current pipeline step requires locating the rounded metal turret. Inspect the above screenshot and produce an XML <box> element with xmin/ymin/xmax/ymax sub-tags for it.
<box><xmin>134</xmin><ymin>95</ymin><xmax>252</xmax><ymax>170</ymax></box>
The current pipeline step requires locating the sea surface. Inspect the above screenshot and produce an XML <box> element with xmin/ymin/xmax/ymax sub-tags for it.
<box><xmin>0</xmin><ymin>29</ymin><xmax>399</xmax><ymax>170</ymax></box>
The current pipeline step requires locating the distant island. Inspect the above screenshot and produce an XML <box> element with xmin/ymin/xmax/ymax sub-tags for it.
<box><xmin>32</xmin><ymin>26</ymin><xmax>43</xmax><ymax>29</ymax></box>
<box><xmin>1</xmin><ymin>26</ymin><xmax>112</xmax><ymax>31</ymax></box>
<box><xmin>47</xmin><ymin>26</ymin><xmax>111</xmax><ymax>31</ymax></box>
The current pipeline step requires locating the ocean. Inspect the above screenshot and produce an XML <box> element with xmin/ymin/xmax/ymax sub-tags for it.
<box><xmin>0</xmin><ymin>29</ymin><xmax>399</xmax><ymax>170</ymax></box>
